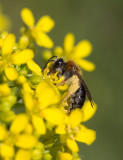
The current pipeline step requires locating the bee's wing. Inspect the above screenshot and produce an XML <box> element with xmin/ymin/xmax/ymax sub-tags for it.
<box><xmin>75</xmin><ymin>71</ymin><xmax>93</xmax><ymax>107</ymax></box>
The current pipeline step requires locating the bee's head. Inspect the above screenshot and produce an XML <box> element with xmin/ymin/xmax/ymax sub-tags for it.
<box><xmin>48</xmin><ymin>58</ymin><xmax>66</xmax><ymax>75</ymax></box>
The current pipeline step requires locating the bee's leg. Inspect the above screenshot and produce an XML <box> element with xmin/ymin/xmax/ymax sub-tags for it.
<box><xmin>62</xmin><ymin>80</ymin><xmax>80</xmax><ymax>104</ymax></box>
<box><xmin>55</xmin><ymin>80</ymin><xmax>66</xmax><ymax>86</ymax></box>
<box><xmin>61</xmin><ymin>91</ymin><xmax>71</xmax><ymax>103</ymax></box>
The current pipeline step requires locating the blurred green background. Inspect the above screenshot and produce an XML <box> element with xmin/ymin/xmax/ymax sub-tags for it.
<box><xmin>0</xmin><ymin>0</ymin><xmax>123</xmax><ymax>159</ymax></box>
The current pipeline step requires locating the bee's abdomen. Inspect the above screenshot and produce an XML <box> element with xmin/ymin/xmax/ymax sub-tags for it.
<box><xmin>69</xmin><ymin>84</ymin><xmax>86</xmax><ymax>112</ymax></box>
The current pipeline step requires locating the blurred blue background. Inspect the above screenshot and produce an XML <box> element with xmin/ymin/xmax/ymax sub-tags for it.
<box><xmin>0</xmin><ymin>0</ymin><xmax>123</xmax><ymax>159</ymax></box>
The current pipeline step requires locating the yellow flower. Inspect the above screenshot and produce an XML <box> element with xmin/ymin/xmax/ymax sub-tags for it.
<box><xmin>23</xmin><ymin>79</ymin><xmax>65</xmax><ymax>127</ymax></box>
<box><xmin>21</xmin><ymin>8</ymin><xmax>54</xmax><ymax>48</ymax></box>
<box><xmin>0</xmin><ymin>33</ymin><xmax>34</xmax><ymax>80</ymax></box>
<box><xmin>0</xmin><ymin>114</ymin><xmax>38</xmax><ymax>159</ymax></box>
<box><xmin>43</xmin><ymin>33</ymin><xmax>95</xmax><ymax>71</ymax></box>
<box><xmin>35</xmin><ymin>80</ymin><xmax>60</xmax><ymax>109</ymax></box>
<box><xmin>36</xmin><ymin>80</ymin><xmax>67</xmax><ymax>126</ymax></box>
<box><xmin>56</xmin><ymin>102</ymin><xmax>97</xmax><ymax>152</ymax></box>
<box><xmin>22</xmin><ymin>78</ymin><xmax>66</xmax><ymax>137</ymax></box>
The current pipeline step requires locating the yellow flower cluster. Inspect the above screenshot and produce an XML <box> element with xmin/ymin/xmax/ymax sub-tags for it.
<box><xmin>0</xmin><ymin>8</ymin><xmax>97</xmax><ymax>160</ymax></box>
<box><xmin>43</xmin><ymin>33</ymin><xmax>95</xmax><ymax>72</ymax></box>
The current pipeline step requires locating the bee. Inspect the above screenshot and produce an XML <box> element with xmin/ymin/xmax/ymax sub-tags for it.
<box><xmin>43</xmin><ymin>56</ymin><xmax>93</xmax><ymax>112</ymax></box>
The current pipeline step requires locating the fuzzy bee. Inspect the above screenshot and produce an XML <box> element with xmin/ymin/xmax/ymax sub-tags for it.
<box><xmin>43</xmin><ymin>56</ymin><xmax>93</xmax><ymax>112</ymax></box>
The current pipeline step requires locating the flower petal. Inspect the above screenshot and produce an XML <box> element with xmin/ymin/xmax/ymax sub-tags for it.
<box><xmin>66</xmin><ymin>138</ymin><xmax>79</xmax><ymax>152</ymax></box>
<box><xmin>23</xmin><ymin>93</ymin><xmax>34</xmax><ymax>111</ymax></box>
<box><xmin>68</xmin><ymin>109</ymin><xmax>84</xmax><ymax>128</ymax></box>
<box><xmin>75</xmin><ymin>125</ymin><xmax>96</xmax><ymax>145</ymax></box>
<box><xmin>16</xmin><ymin>75</ymin><xmax>27</xmax><ymax>85</ymax></box>
<box><xmin>82</xmin><ymin>101</ymin><xmax>97</xmax><ymax>122</ymax></box>
<box><xmin>56</xmin><ymin>152</ymin><xmax>73</xmax><ymax>160</ymax></box>
<box><xmin>15</xmin><ymin>149</ymin><xmax>31</xmax><ymax>160</ymax></box>
<box><xmin>43</xmin><ymin>107</ymin><xmax>65</xmax><ymax>125</ymax></box>
<box><xmin>0</xmin><ymin>83</ymin><xmax>11</xmax><ymax>97</ymax></box>
<box><xmin>75</xmin><ymin>59</ymin><xmax>96</xmax><ymax>71</ymax></box>
<box><xmin>10</xmin><ymin>114</ymin><xmax>28</xmax><ymax>134</ymax></box>
<box><xmin>19</xmin><ymin>35</ymin><xmax>29</xmax><ymax>49</ymax></box>
<box><xmin>35</xmin><ymin>16</ymin><xmax>55</xmax><ymax>32</ymax></box>
<box><xmin>27</xmin><ymin>60</ymin><xmax>42</xmax><ymax>75</ymax></box>
<box><xmin>57</xmin><ymin>84</ymin><xmax>68</xmax><ymax>91</ymax></box>
<box><xmin>0</xmin><ymin>38</ymin><xmax>3</xmax><ymax>48</ymax></box>
<box><xmin>22</xmin><ymin>82</ymin><xmax>34</xmax><ymax>95</ymax></box>
<box><xmin>36</xmin><ymin>80</ymin><xmax>60</xmax><ymax>108</ymax></box>
<box><xmin>5</xmin><ymin>67</ymin><xmax>18</xmax><ymax>81</ymax></box>
<box><xmin>64</xmin><ymin>33</ymin><xmax>74</xmax><ymax>53</ymax></box>
<box><xmin>12</xmin><ymin>49</ymin><xmax>34</xmax><ymax>65</ymax></box>
<box><xmin>74</xmin><ymin>40</ymin><xmax>92</xmax><ymax>58</ymax></box>
<box><xmin>21</xmin><ymin>8</ymin><xmax>34</xmax><ymax>27</ymax></box>
<box><xmin>2</xmin><ymin>33</ymin><xmax>15</xmax><ymax>55</ymax></box>
<box><xmin>1</xmin><ymin>143</ymin><xmax>15</xmax><ymax>158</ymax></box>
<box><xmin>0</xmin><ymin>124</ymin><xmax>7</xmax><ymax>141</ymax></box>
<box><xmin>24</xmin><ymin>123</ymin><xmax>33</xmax><ymax>134</ymax></box>
<box><xmin>34</xmin><ymin>32</ymin><xmax>53</xmax><ymax>48</ymax></box>
<box><xmin>32</xmin><ymin>114</ymin><xmax>46</xmax><ymax>135</ymax></box>
<box><xmin>55</xmin><ymin>124</ymin><xmax>66</xmax><ymax>134</ymax></box>
<box><xmin>15</xmin><ymin>134</ymin><xmax>37</xmax><ymax>149</ymax></box>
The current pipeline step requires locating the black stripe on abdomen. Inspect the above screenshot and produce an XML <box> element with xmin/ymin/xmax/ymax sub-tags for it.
<box><xmin>69</xmin><ymin>84</ymin><xmax>86</xmax><ymax>112</ymax></box>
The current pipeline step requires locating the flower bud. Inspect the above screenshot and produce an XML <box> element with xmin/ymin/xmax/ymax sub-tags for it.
<box><xmin>19</xmin><ymin>35</ymin><xmax>29</xmax><ymax>49</ymax></box>
<box><xmin>0</xmin><ymin>111</ymin><xmax>15</xmax><ymax>122</ymax></box>
<box><xmin>42</xmin><ymin>50</ymin><xmax>52</xmax><ymax>60</ymax></box>
<box><xmin>29</xmin><ymin>75</ymin><xmax>42</xmax><ymax>86</ymax></box>
<box><xmin>42</xmin><ymin>153</ymin><xmax>52</xmax><ymax>160</ymax></box>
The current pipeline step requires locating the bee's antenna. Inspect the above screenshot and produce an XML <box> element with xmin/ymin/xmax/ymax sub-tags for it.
<box><xmin>42</xmin><ymin>56</ymin><xmax>57</xmax><ymax>72</ymax></box>
<box><xmin>42</xmin><ymin>60</ymin><xmax>54</xmax><ymax>71</ymax></box>
<box><xmin>48</xmin><ymin>56</ymin><xmax>57</xmax><ymax>61</ymax></box>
